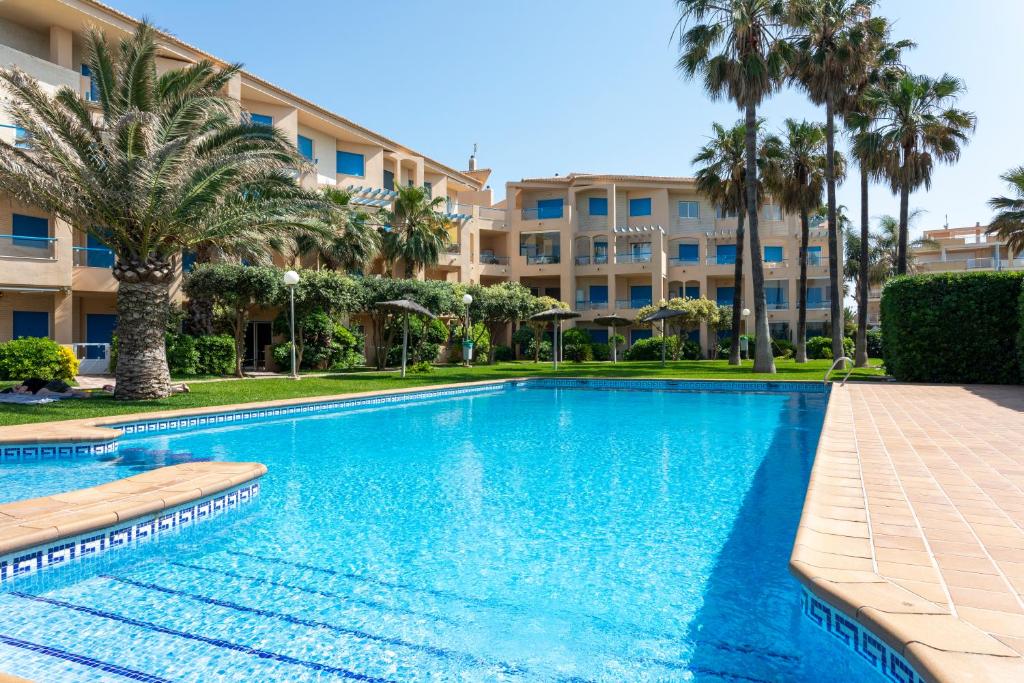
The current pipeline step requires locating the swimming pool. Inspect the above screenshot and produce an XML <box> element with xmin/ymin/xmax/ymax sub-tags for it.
<box><xmin>0</xmin><ymin>381</ymin><xmax>880</xmax><ymax>682</ymax></box>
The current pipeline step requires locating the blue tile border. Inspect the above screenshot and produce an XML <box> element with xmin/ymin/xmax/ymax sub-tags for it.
<box><xmin>0</xmin><ymin>481</ymin><xmax>259</xmax><ymax>585</ymax></box>
<box><xmin>0</xmin><ymin>440</ymin><xmax>117</xmax><ymax>463</ymax></box>
<box><xmin>523</xmin><ymin>377</ymin><xmax>829</xmax><ymax>394</ymax></box>
<box><xmin>800</xmin><ymin>587</ymin><xmax>925</xmax><ymax>683</ymax></box>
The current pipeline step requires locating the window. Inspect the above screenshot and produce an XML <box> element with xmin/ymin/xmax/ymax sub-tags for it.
<box><xmin>14</xmin><ymin>127</ymin><xmax>31</xmax><ymax>150</ymax></box>
<box><xmin>716</xmin><ymin>244</ymin><xmax>736</xmax><ymax>265</ymax></box>
<box><xmin>685</xmin><ymin>284</ymin><xmax>700</xmax><ymax>299</ymax></box>
<box><xmin>383</xmin><ymin>169</ymin><xmax>395</xmax><ymax>191</ymax></box>
<box><xmin>629</xmin><ymin>197</ymin><xmax>652</xmax><ymax>217</ymax></box>
<box><xmin>630</xmin><ymin>328</ymin><xmax>652</xmax><ymax>344</ymax></box>
<box><xmin>629</xmin><ymin>285</ymin><xmax>652</xmax><ymax>308</ymax></box>
<box><xmin>678</xmin><ymin>201</ymin><xmax>700</xmax><ymax>219</ymax></box>
<box><xmin>807</xmin><ymin>287</ymin><xmax>825</xmax><ymax>308</ymax></box>
<box><xmin>536</xmin><ymin>198</ymin><xmax>564</xmax><ymax>220</ymax></box>
<box><xmin>593</xmin><ymin>241</ymin><xmax>608</xmax><ymax>263</ymax></box>
<box><xmin>630</xmin><ymin>242</ymin><xmax>651</xmax><ymax>260</ymax></box>
<box><xmin>336</xmin><ymin>151</ymin><xmax>365</xmax><ymax>177</ymax></box>
<box><xmin>764</xmin><ymin>246</ymin><xmax>784</xmax><ymax>263</ymax></box>
<box><xmin>424</xmin><ymin>182</ymin><xmax>432</xmax><ymax>198</ymax></box>
<box><xmin>13</xmin><ymin>311</ymin><xmax>49</xmax><ymax>339</ymax></box>
<box><xmin>766</xmin><ymin>282</ymin><xmax>787</xmax><ymax>308</ymax></box>
<box><xmin>588</xmin><ymin>197</ymin><xmax>608</xmax><ymax>216</ymax></box>
<box><xmin>806</xmin><ymin>245</ymin><xmax>822</xmax><ymax>266</ymax></box>
<box><xmin>763</xmin><ymin>204</ymin><xmax>783</xmax><ymax>221</ymax></box>
<box><xmin>677</xmin><ymin>243</ymin><xmax>699</xmax><ymax>263</ymax></box>
<box><xmin>590</xmin><ymin>285</ymin><xmax>608</xmax><ymax>305</ymax></box>
<box><xmin>81</xmin><ymin>63</ymin><xmax>98</xmax><ymax>101</ymax></box>
<box><xmin>297</xmin><ymin>135</ymin><xmax>313</xmax><ymax>161</ymax></box>
<box><xmin>86</xmin><ymin>233</ymin><xmax>114</xmax><ymax>268</ymax></box>
<box><xmin>716</xmin><ymin>206</ymin><xmax>739</xmax><ymax>219</ymax></box>
<box><xmin>12</xmin><ymin>213</ymin><xmax>48</xmax><ymax>248</ymax></box>
<box><xmin>250</xmin><ymin>113</ymin><xmax>273</xmax><ymax>126</ymax></box>
<box><xmin>769</xmin><ymin>322</ymin><xmax>790</xmax><ymax>341</ymax></box>
<box><xmin>716</xmin><ymin>286</ymin><xmax>735</xmax><ymax>306</ymax></box>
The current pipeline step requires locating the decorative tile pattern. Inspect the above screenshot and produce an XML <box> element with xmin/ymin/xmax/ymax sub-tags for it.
<box><xmin>801</xmin><ymin>588</ymin><xmax>925</xmax><ymax>683</ymax></box>
<box><xmin>0</xmin><ymin>481</ymin><xmax>259</xmax><ymax>585</ymax></box>
<box><xmin>525</xmin><ymin>378</ymin><xmax>828</xmax><ymax>394</ymax></box>
<box><xmin>0</xmin><ymin>440</ymin><xmax>116</xmax><ymax>463</ymax></box>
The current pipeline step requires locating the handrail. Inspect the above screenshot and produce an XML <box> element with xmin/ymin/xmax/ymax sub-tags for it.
<box><xmin>824</xmin><ymin>356</ymin><xmax>855</xmax><ymax>385</ymax></box>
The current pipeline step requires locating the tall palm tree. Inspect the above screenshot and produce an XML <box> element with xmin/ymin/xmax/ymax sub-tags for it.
<box><xmin>380</xmin><ymin>185</ymin><xmax>451</xmax><ymax>278</ymax></box>
<box><xmin>693</xmin><ymin>121</ymin><xmax>754</xmax><ymax>365</ymax></box>
<box><xmin>788</xmin><ymin>0</ymin><xmax>881</xmax><ymax>364</ymax></box>
<box><xmin>0</xmin><ymin>23</ymin><xmax>320</xmax><ymax>399</ymax></box>
<box><xmin>762</xmin><ymin>119</ymin><xmax>842</xmax><ymax>362</ymax></box>
<box><xmin>856</xmin><ymin>73</ymin><xmax>976</xmax><ymax>275</ymax></box>
<box><xmin>842</xmin><ymin>24</ymin><xmax>913</xmax><ymax>366</ymax></box>
<box><xmin>676</xmin><ymin>0</ymin><xmax>792</xmax><ymax>373</ymax></box>
<box><xmin>291</xmin><ymin>187</ymin><xmax>380</xmax><ymax>272</ymax></box>
<box><xmin>986</xmin><ymin>167</ymin><xmax>1024</xmax><ymax>253</ymax></box>
<box><xmin>869</xmin><ymin>212</ymin><xmax>937</xmax><ymax>286</ymax></box>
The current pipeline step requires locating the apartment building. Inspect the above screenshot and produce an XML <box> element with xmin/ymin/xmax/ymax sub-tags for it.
<box><xmin>492</xmin><ymin>173</ymin><xmax>843</xmax><ymax>351</ymax></box>
<box><xmin>0</xmin><ymin>0</ymin><xmax>497</xmax><ymax>369</ymax></box>
<box><xmin>865</xmin><ymin>224</ymin><xmax>1024</xmax><ymax>326</ymax></box>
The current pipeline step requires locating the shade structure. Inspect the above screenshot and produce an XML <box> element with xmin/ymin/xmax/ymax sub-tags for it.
<box><xmin>641</xmin><ymin>307</ymin><xmax>687</xmax><ymax>367</ymax></box>
<box><xmin>528</xmin><ymin>308</ymin><xmax>581</xmax><ymax>370</ymax></box>
<box><xmin>376</xmin><ymin>299</ymin><xmax>437</xmax><ymax>378</ymax></box>
<box><xmin>594</xmin><ymin>314</ymin><xmax>632</xmax><ymax>363</ymax></box>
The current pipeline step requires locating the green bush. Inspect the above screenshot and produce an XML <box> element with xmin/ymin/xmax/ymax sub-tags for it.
<box><xmin>804</xmin><ymin>336</ymin><xmax>854</xmax><ymax>360</ymax></box>
<box><xmin>166</xmin><ymin>334</ymin><xmax>200</xmax><ymax>375</ymax></box>
<box><xmin>678</xmin><ymin>339</ymin><xmax>701</xmax><ymax>360</ymax></box>
<box><xmin>561</xmin><ymin>329</ymin><xmax>593</xmax><ymax>362</ymax></box>
<box><xmin>493</xmin><ymin>345</ymin><xmax>514</xmax><ymax>362</ymax></box>
<box><xmin>193</xmin><ymin>335</ymin><xmax>235</xmax><ymax>375</ymax></box>
<box><xmin>526</xmin><ymin>339</ymin><xmax>552</xmax><ymax>361</ymax></box>
<box><xmin>271</xmin><ymin>342</ymin><xmax>294</xmax><ymax>372</ymax></box>
<box><xmin>0</xmin><ymin>337</ymin><xmax>78</xmax><ymax>381</ymax></box>
<box><xmin>591</xmin><ymin>343</ymin><xmax>610</xmax><ymax>361</ymax></box>
<box><xmin>409</xmin><ymin>360</ymin><xmax>433</xmax><ymax>373</ymax></box>
<box><xmin>866</xmin><ymin>329</ymin><xmax>883</xmax><ymax>359</ymax></box>
<box><xmin>882</xmin><ymin>272</ymin><xmax>1024</xmax><ymax>383</ymax></box>
<box><xmin>625</xmin><ymin>336</ymin><xmax>672</xmax><ymax>361</ymax></box>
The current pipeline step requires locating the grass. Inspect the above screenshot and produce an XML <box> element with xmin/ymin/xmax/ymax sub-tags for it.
<box><xmin>0</xmin><ymin>359</ymin><xmax>886</xmax><ymax>427</ymax></box>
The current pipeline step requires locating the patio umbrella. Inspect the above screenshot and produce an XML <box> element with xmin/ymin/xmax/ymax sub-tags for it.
<box><xmin>642</xmin><ymin>307</ymin><xmax>686</xmax><ymax>367</ymax></box>
<box><xmin>594</xmin><ymin>314</ymin><xmax>632</xmax><ymax>363</ymax></box>
<box><xmin>528</xmin><ymin>308</ymin><xmax>581</xmax><ymax>370</ymax></box>
<box><xmin>377</xmin><ymin>299</ymin><xmax>437</xmax><ymax>378</ymax></box>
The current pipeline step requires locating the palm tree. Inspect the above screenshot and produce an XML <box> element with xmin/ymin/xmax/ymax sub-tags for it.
<box><xmin>788</xmin><ymin>0</ymin><xmax>882</xmax><ymax>364</ymax></box>
<box><xmin>762</xmin><ymin>119</ymin><xmax>842</xmax><ymax>362</ymax></box>
<box><xmin>693</xmin><ymin>121</ymin><xmax>752</xmax><ymax>365</ymax></box>
<box><xmin>380</xmin><ymin>185</ymin><xmax>451</xmax><ymax>278</ymax></box>
<box><xmin>869</xmin><ymin>212</ymin><xmax>937</xmax><ymax>286</ymax></box>
<box><xmin>842</xmin><ymin>23</ymin><xmax>913</xmax><ymax>366</ymax></box>
<box><xmin>291</xmin><ymin>187</ymin><xmax>380</xmax><ymax>272</ymax></box>
<box><xmin>986</xmin><ymin>167</ymin><xmax>1024</xmax><ymax>253</ymax></box>
<box><xmin>0</xmin><ymin>23</ymin><xmax>319</xmax><ymax>399</ymax></box>
<box><xmin>856</xmin><ymin>73</ymin><xmax>976</xmax><ymax>275</ymax></box>
<box><xmin>676</xmin><ymin>0</ymin><xmax>792</xmax><ymax>373</ymax></box>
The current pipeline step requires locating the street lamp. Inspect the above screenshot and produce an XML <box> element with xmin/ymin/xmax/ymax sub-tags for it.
<box><xmin>461</xmin><ymin>293</ymin><xmax>473</xmax><ymax>366</ymax></box>
<box><xmin>740</xmin><ymin>308</ymin><xmax>751</xmax><ymax>360</ymax></box>
<box><xmin>283</xmin><ymin>270</ymin><xmax>300</xmax><ymax>379</ymax></box>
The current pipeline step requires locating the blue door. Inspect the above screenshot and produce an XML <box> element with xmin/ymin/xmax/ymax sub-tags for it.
<box><xmin>87</xmin><ymin>233</ymin><xmax>114</xmax><ymax>268</ymax></box>
<box><xmin>685</xmin><ymin>285</ymin><xmax>700</xmax><ymax>299</ymax></box>
<box><xmin>589</xmin><ymin>285</ymin><xmax>608</xmax><ymax>305</ymax></box>
<box><xmin>678</xmin><ymin>243</ymin><xmax>699</xmax><ymax>263</ymax></box>
<box><xmin>716</xmin><ymin>286</ymin><xmax>735</xmax><ymax>306</ymax></box>
<box><xmin>630</xmin><ymin>285</ymin><xmax>652</xmax><ymax>308</ymax></box>
<box><xmin>536</xmin><ymin>198</ymin><xmax>564</xmax><ymax>219</ymax></box>
<box><xmin>630</xmin><ymin>329</ymin><xmax>652</xmax><ymax>344</ymax></box>
<box><xmin>764</xmin><ymin>246</ymin><xmax>784</xmax><ymax>263</ymax></box>
<box><xmin>807</xmin><ymin>287</ymin><xmax>824</xmax><ymax>308</ymax></box>
<box><xmin>716</xmin><ymin>244</ymin><xmax>736</xmax><ymax>265</ymax></box>
<box><xmin>12</xmin><ymin>214</ymin><xmax>48</xmax><ymax>249</ymax></box>
<box><xmin>86</xmin><ymin>313</ymin><xmax>117</xmax><ymax>359</ymax></box>
<box><xmin>807</xmin><ymin>245</ymin><xmax>822</xmax><ymax>266</ymax></box>
<box><xmin>588</xmin><ymin>329</ymin><xmax>609</xmax><ymax>344</ymax></box>
<box><xmin>13</xmin><ymin>311</ymin><xmax>49</xmax><ymax>339</ymax></box>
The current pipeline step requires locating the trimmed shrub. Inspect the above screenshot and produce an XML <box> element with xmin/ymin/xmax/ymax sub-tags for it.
<box><xmin>805</xmin><ymin>336</ymin><xmax>854</xmax><ymax>360</ymax></box>
<box><xmin>591</xmin><ymin>343</ymin><xmax>610</xmax><ymax>361</ymax></box>
<box><xmin>0</xmin><ymin>337</ymin><xmax>78</xmax><ymax>381</ymax></box>
<box><xmin>866</xmin><ymin>329</ymin><xmax>883</xmax><ymax>359</ymax></box>
<box><xmin>625</xmin><ymin>336</ymin><xmax>672</xmax><ymax>361</ymax></box>
<box><xmin>166</xmin><ymin>334</ymin><xmax>200</xmax><ymax>375</ymax></box>
<box><xmin>409</xmin><ymin>360</ymin><xmax>434</xmax><ymax>373</ymax></box>
<box><xmin>882</xmin><ymin>272</ymin><xmax>1024</xmax><ymax>383</ymax></box>
<box><xmin>526</xmin><ymin>339</ymin><xmax>552</xmax><ymax>361</ymax></box>
<box><xmin>193</xmin><ymin>335</ymin><xmax>235</xmax><ymax>375</ymax></box>
<box><xmin>561</xmin><ymin>329</ymin><xmax>593</xmax><ymax>362</ymax></box>
<box><xmin>493</xmin><ymin>345</ymin><xmax>514</xmax><ymax>362</ymax></box>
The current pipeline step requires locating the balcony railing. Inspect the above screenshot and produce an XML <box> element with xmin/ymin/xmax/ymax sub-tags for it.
<box><xmin>0</xmin><ymin>234</ymin><xmax>57</xmax><ymax>260</ymax></box>
<box><xmin>73</xmin><ymin>246</ymin><xmax>115</xmax><ymax>268</ymax></box>
<box><xmin>477</xmin><ymin>207</ymin><xmax>508</xmax><ymax>224</ymax></box>
<box><xmin>967</xmin><ymin>257</ymin><xmax>995</xmax><ymax>269</ymax></box>
<box><xmin>615</xmin><ymin>299</ymin><xmax>653</xmax><ymax>310</ymax></box>
<box><xmin>800</xmin><ymin>300</ymin><xmax>832</xmax><ymax>310</ymax></box>
<box><xmin>615</xmin><ymin>253</ymin><xmax>652</xmax><ymax>265</ymax></box>
<box><xmin>444</xmin><ymin>244</ymin><xmax>461</xmax><ymax>255</ymax></box>
<box><xmin>525</xmin><ymin>254</ymin><xmax>560</xmax><ymax>265</ymax></box>
<box><xmin>766</xmin><ymin>301</ymin><xmax>790</xmax><ymax>310</ymax></box>
<box><xmin>575</xmin><ymin>255</ymin><xmax>610</xmax><ymax>266</ymax></box>
<box><xmin>764</xmin><ymin>259</ymin><xmax>788</xmax><ymax>268</ymax></box>
<box><xmin>521</xmin><ymin>207</ymin><xmax>565</xmax><ymax>221</ymax></box>
<box><xmin>668</xmin><ymin>257</ymin><xmax>700</xmax><ymax>267</ymax></box>
<box><xmin>575</xmin><ymin>300</ymin><xmax>610</xmax><ymax>311</ymax></box>
<box><xmin>707</xmin><ymin>256</ymin><xmax>737</xmax><ymax>265</ymax></box>
<box><xmin>479</xmin><ymin>254</ymin><xmax>510</xmax><ymax>265</ymax></box>
<box><xmin>1005</xmin><ymin>258</ymin><xmax>1024</xmax><ymax>270</ymax></box>
<box><xmin>807</xmin><ymin>255</ymin><xmax>824</xmax><ymax>267</ymax></box>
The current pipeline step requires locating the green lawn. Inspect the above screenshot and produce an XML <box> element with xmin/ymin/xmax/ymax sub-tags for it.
<box><xmin>0</xmin><ymin>359</ymin><xmax>886</xmax><ymax>427</ymax></box>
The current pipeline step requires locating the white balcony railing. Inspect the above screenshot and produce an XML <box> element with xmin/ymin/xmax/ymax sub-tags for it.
<box><xmin>615</xmin><ymin>253</ymin><xmax>652</xmax><ymax>265</ymax></box>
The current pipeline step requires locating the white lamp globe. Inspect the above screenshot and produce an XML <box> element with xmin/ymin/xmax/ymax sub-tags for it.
<box><xmin>741</xmin><ymin>308</ymin><xmax>751</xmax><ymax>317</ymax></box>
<box><xmin>462</xmin><ymin>293</ymin><xmax>473</xmax><ymax>305</ymax></box>
<box><xmin>283</xmin><ymin>270</ymin><xmax>300</xmax><ymax>287</ymax></box>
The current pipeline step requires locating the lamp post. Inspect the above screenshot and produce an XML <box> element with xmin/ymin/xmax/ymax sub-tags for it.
<box><xmin>283</xmin><ymin>270</ymin><xmax>300</xmax><ymax>379</ymax></box>
<box><xmin>741</xmin><ymin>307</ymin><xmax>751</xmax><ymax>360</ymax></box>
<box><xmin>461</xmin><ymin>293</ymin><xmax>473</xmax><ymax>366</ymax></box>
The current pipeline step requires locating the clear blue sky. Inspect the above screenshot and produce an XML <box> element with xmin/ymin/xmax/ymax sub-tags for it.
<box><xmin>113</xmin><ymin>0</ymin><xmax>1022</xmax><ymax>235</ymax></box>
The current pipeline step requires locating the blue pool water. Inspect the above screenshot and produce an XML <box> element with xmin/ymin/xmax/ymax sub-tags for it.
<box><xmin>0</xmin><ymin>383</ymin><xmax>877</xmax><ymax>682</ymax></box>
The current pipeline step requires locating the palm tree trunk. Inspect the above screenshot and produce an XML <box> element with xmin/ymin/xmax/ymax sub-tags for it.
<box><xmin>796</xmin><ymin>208</ymin><xmax>810</xmax><ymax>363</ymax></box>
<box><xmin>744</xmin><ymin>102</ymin><xmax>774</xmax><ymax>374</ymax></box>
<box><xmin>113</xmin><ymin>266</ymin><xmax>173</xmax><ymax>400</ymax></box>
<box><xmin>897</xmin><ymin>152</ymin><xmax>911</xmax><ymax>274</ymax></box>
<box><xmin>855</xmin><ymin>163</ymin><xmax>870</xmax><ymax>367</ymax></box>
<box><xmin>728</xmin><ymin>191</ymin><xmax>747</xmax><ymax>365</ymax></box>
<box><xmin>825</xmin><ymin>95</ymin><xmax>843</xmax><ymax>365</ymax></box>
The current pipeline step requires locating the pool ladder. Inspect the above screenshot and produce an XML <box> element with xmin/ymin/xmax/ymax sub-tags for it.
<box><xmin>824</xmin><ymin>356</ymin><xmax>856</xmax><ymax>386</ymax></box>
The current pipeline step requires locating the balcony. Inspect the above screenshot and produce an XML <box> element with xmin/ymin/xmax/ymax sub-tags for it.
<box><xmin>0</xmin><ymin>44</ymin><xmax>80</xmax><ymax>94</ymax></box>
<box><xmin>478</xmin><ymin>254</ymin><xmax>510</xmax><ymax>266</ymax></box>
<box><xmin>521</xmin><ymin>207</ymin><xmax>566</xmax><ymax>221</ymax></box>
<box><xmin>525</xmin><ymin>254</ymin><xmax>560</xmax><ymax>265</ymax></box>
<box><xmin>0</xmin><ymin>234</ymin><xmax>58</xmax><ymax>260</ymax></box>
<box><xmin>477</xmin><ymin>207</ymin><xmax>508</xmax><ymax>228</ymax></box>
<box><xmin>73</xmin><ymin>246</ymin><xmax>115</xmax><ymax>268</ymax></box>
<box><xmin>707</xmin><ymin>256</ymin><xmax>736</xmax><ymax>266</ymax></box>
<box><xmin>575</xmin><ymin>255</ymin><xmax>609</xmax><ymax>266</ymax></box>
<box><xmin>763</xmin><ymin>259</ymin><xmax>789</xmax><ymax>269</ymax></box>
<box><xmin>575</xmin><ymin>299</ymin><xmax>610</xmax><ymax>311</ymax></box>
<box><xmin>668</xmin><ymin>257</ymin><xmax>700</xmax><ymax>267</ymax></box>
<box><xmin>615</xmin><ymin>298</ymin><xmax>653</xmax><ymax>310</ymax></box>
<box><xmin>800</xmin><ymin>300</ymin><xmax>832</xmax><ymax>310</ymax></box>
<box><xmin>615</xmin><ymin>253</ymin><xmax>652</xmax><ymax>265</ymax></box>
<box><xmin>767</xmin><ymin>300</ymin><xmax>790</xmax><ymax>311</ymax></box>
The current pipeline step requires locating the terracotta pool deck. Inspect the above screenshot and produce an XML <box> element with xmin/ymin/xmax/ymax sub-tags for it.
<box><xmin>793</xmin><ymin>382</ymin><xmax>1024</xmax><ymax>682</ymax></box>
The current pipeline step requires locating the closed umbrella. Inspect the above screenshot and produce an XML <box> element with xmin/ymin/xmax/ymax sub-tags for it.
<box><xmin>377</xmin><ymin>299</ymin><xmax>437</xmax><ymax>378</ymax></box>
<box><xmin>528</xmin><ymin>308</ymin><xmax>581</xmax><ymax>370</ymax></box>
<box><xmin>594</xmin><ymin>314</ymin><xmax>631</xmax><ymax>363</ymax></box>
<box><xmin>642</xmin><ymin>307</ymin><xmax>686</xmax><ymax>367</ymax></box>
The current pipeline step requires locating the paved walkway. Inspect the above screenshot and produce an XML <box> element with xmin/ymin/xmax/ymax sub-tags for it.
<box><xmin>793</xmin><ymin>382</ymin><xmax>1024</xmax><ymax>682</ymax></box>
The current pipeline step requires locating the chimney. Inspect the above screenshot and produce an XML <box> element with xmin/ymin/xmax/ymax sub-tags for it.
<box><xmin>468</xmin><ymin>143</ymin><xmax>477</xmax><ymax>172</ymax></box>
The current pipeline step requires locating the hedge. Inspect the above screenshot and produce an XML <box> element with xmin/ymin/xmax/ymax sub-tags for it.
<box><xmin>880</xmin><ymin>271</ymin><xmax>1024</xmax><ymax>384</ymax></box>
<box><xmin>0</xmin><ymin>337</ymin><xmax>78</xmax><ymax>381</ymax></box>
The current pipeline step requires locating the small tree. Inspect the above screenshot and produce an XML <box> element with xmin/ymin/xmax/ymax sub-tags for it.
<box><xmin>707</xmin><ymin>305</ymin><xmax>733</xmax><ymax>360</ymax></box>
<box><xmin>526</xmin><ymin>296</ymin><xmax>568</xmax><ymax>363</ymax></box>
<box><xmin>183</xmin><ymin>264</ymin><xmax>282</xmax><ymax>377</ymax></box>
<box><xmin>463</xmin><ymin>282</ymin><xmax>538</xmax><ymax>364</ymax></box>
<box><xmin>275</xmin><ymin>269</ymin><xmax>357</xmax><ymax>370</ymax></box>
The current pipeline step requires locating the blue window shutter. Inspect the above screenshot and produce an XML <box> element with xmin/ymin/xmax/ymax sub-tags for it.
<box><xmin>588</xmin><ymin>329</ymin><xmax>609</xmax><ymax>344</ymax></box>
<box><xmin>678</xmin><ymin>243</ymin><xmax>699</xmax><ymax>261</ymax></box>
<box><xmin>807</xmin><ymin>287</ymin><xmax>824</xmax><ymax>305</ymax></box>
<box><xmin>336</xmin><ymin>151</ymin><xmax>365</xmax><ymax>177</ymax></box>
<box><xmin>250</xmin><ymin>113</ymin><xmax>273</xmax><ymax>126</ymax></box>
<box><xmin>630</xmin><ymin>285</ymin><xmax>652</xmax><ymax>307</ymax></box>
<box><xmin>536</xmin><ymin>198</ymin><xmax>564</xmax><ymax>219</ymax></box>
<box><xmin>716</xmin><ymin>244</ymin><xmax>736</xmax><ymax>264</ymax></box>
<box><xmin>716</xmin><ymin>286</ymin><xmax>735</xmax><ymax>306</ymax></box>
<box><xmin>685</xmin><ymin>285</ymin><xmax>700</xmax><ymax>299</ymax></box>
<box><xmin>12</xmin><ymin>214</ymin><xmax>48</xmax><ymax>248</ymax></box>
<box><xmin>588</xmin><ymin>197</ymin><xmax>608</xmax><ymax>216</ymax></box>
<box><xmin>589</xmin><ymin>285</ymin><xmax>608</xmax><ymax>303</ymax></box>
<box><xmin>85</xmin><ymin>313</ymin><xmax>117</xmax><ymax>358</ymax></box>
<box><xmin>13</xmin><ymin>311</ymin><xmax>49</xmax><ymax>339</ymax></box>
<box><xmin>297</xmin><ymin>135</ymin><xmax>314</xmax><ymax>161</ymax></box>
<box><xmin>87</xmin><ymin>233</ymin><xmax>114</xmax><ymax>268</ymax></box>
<box><xmin>765</xmin><ymin>246</ymin><xmax>784</xmax><ymax>262</ymax></box>
<box><xmin>383</xmin><ymin>170</ymin><xmax>395</xmax><ymax>191</ymax></box>
<box><xmin>630</xmin><ymin>328</ymin><xmax>653</xmax><ymax>344</ymax></box>
<box><xmin>629</xmin><ymin>197</ymin><xmax>652</xmax><ymax>217</ymax></box>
